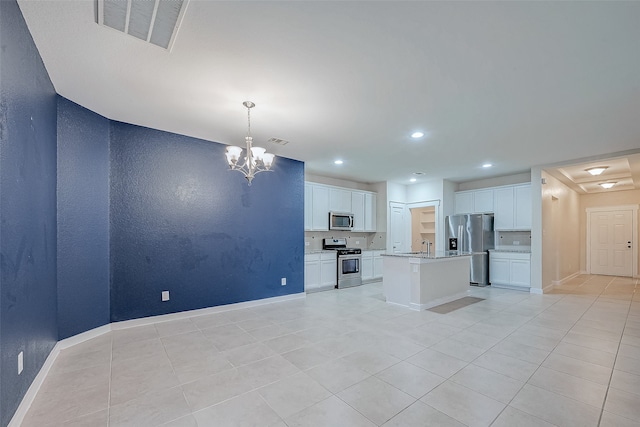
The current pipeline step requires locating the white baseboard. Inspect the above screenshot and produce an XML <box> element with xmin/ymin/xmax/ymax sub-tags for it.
<box><xmin>8</xmin><ymin>342</ymin><xmax>61</xmax><ymax>427</ymax></box>
<box><xmin>111</xmin><ymin>292</ymin><xmax>306</xmax><ymax>330</ymax></box>
<box><xmin>551</xmin><ymin>271</ymin><xmax>581</xmax><ymax>287</ymax></box>
<box><xmin>8</xmin><ymin>291</ymin><xmax>306</xmax><ymax>427</ymax></box>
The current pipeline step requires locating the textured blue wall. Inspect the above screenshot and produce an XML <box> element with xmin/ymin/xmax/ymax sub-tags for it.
<box><xmin>110</xmin><ymin>122</ymin><xmax>304</xmax><ymax>322</ymax></box>
<box><xmin>0</xmin><ymin>1</ymin><xmax>58</xmax><ymax>426</ymax></box>
<box><xmin>57</xmin><ymin>98</ymin><xmax>110</xmax><ymax>339</ymax></box>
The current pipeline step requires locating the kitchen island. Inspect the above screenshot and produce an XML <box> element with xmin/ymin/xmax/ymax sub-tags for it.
<box><xmin>382</xmin><ymin>252</ymin><xmax>472</xmax><ymax>310</ymax></box>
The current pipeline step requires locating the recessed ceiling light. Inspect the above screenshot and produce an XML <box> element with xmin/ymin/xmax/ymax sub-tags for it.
<box><xmin>410</xmin><ymin>178</ymin><xmax>417</xmax><ymax>183</ymax></box>
<box><xmin>482</xmin><ymin>163</ymin><xmax>492</xmax><ymax>168</ymax></box>
<box><xmin>334</xmin><ymin>159</ymin><xmax>343</xmax><ymax>165</ymax></box>
<box><xmin>411</xmin><ymin>132</ymin><xmax>424</xmax><ymax>139</ymax></box>
<box><xmin>586</xmin><ymin>166</ymin><xmax>608</xmax><ymax>176</ymax></box>
<box><xmin>599</xmin><ymin>182</ymin><xmax>616</xmax><ymax>189</ymax></box>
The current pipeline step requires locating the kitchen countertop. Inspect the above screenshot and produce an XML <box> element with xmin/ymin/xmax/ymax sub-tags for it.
<box><xmin>383</xmin><ymin>251</ymin><xmax>472</xmax><ymax>260</ymax></box>
<box><xmin>304</xmin><ymin>249</ymin><xmax>335</xmax><ymax>254</ymax></box>
<box><xmin>489</xmin><ymin>248</ymin><xmax>531</xmax><ymax>254</ymax></box>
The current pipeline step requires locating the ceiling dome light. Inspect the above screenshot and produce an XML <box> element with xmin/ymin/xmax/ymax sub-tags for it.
<box><xmin>586</xmin><ymin>166</ymin><xmax>608</xmax><ymax>176</ymax></box>
<box><xmin>334</xmin><ymin>160</ymin><xmax>343</xmax><ymax>165</ymax></box>
<box><xmin>411</xmin><ymin>132</ymin><xmax>424</xmax><ymax>139</ymax></box>
<box><xmin>482</xmin><ymin>163</ymin><xmax>492</xmax><ymax>168</ymax></box>
<box><xmin>410</xmin><ymin>178</ymin><xmax>417</xmax><ymax>183</ymax></box>
<box><xmin>599</xmin><ymin>182</ymin><xmax>616</xmax><ymax>189</ymax></box>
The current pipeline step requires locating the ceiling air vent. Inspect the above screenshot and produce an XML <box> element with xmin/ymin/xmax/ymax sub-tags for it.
<box><xmin>97</xmin><ymin>0</ymin><xmax>189</xmax><ymax>50</ymax></box>
<box><xmin>267</xmin><ymin>137</ymin><xmax>290</xmax><ymax>146</ymax></box>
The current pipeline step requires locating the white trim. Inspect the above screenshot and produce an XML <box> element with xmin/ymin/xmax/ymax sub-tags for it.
<box><xmin>8</xmin><ymin>291</ymin><xmax>305</xmax><ymax>427</ymax></box>
<box><xmin>58</xmin><ymin>324</ymin><xmax>112</xmax><ymax>349</ymax></box>
<box><xmin>551</xmin><ymin>271</ymin><xmax>581</xmax><ymax>287</ymax></box>
<box><xmin>529</xmin><ymin>287</ymin><xmax>544</xmax><ymax>295</ymax></box>
<box><xmin>111</xmin><ymin>292</ymin><xmax>306</xmax><ymax>330</ymax></box>
<box><xmin>586</xmin><ymin>204</ymin><xmax>638</xmax><ymax>277</ymax></box>
<box><xmin>8</xmin><ymin>343</ymin><xmax>61</xmax><ymax>427</ymax></box>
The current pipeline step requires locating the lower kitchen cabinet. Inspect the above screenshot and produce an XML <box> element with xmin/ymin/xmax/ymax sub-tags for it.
<box><xmin>362</xmin><ymin>250</ymin><xmax>385</xmax><ymax>282</ymax></box>
<box><xmin>304</xmin><ymin>252</ymin><xmax>336</xmax><ymax>292</ymax></box>
<box><xmin>489</xmin><ymin>251</ymin><xmax>530</xmax><ymax>290</ymax></box>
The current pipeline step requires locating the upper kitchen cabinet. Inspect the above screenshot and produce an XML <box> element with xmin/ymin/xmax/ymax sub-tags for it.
<box><xmin>329</xmin><ymin>188</ymin><xmax>352</xmax><ymax>213</ymax></box>
<box><xmin>494</xmin><ymin>184</ymin><xmax>531</xmax><ymax>230</ymax></box>
<box><xmin>352</xmin><ymin>191</ymin><xmax>377</xmax><ymax>232</ymax></box>
<box><xmin>305</xmin><ymin>183</ymin><xmax>329</xmax><ymax>231</ymax></box>
<box><xmin>454</xmin><ymin>189</ymin><xmax>494</xmax><ymax>214</ymax></box>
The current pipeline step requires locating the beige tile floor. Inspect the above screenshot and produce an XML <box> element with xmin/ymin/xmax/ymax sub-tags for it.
<box><xmin>20</xmin><ymin>274</ymin><xmax>640</xmax><ymax>426</ymax></box>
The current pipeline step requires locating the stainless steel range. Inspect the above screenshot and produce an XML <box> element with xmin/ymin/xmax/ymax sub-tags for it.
<box><xmin>323</xmin><ymin>238</ymin><xmax>362</xmax><ymax>289</ymax></box>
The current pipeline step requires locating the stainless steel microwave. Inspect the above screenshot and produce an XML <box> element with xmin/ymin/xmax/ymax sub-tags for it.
<box><xmin>329</xmin><ymin>212</ymin><xmax>354</xmax><ymax>231</ymax></box>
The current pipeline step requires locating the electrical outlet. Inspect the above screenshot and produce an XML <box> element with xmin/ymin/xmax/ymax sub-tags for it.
<box><xmin>305</xmin><ymin>241</ymin><xmax>310</xmax><ymax>246</ymax></box>
<box><xmin>355</xmin><ymin>240</ymin><xmax>360</xmax><ymax>244</ymax></box>
<box><xmin>161</xmin><ymin>291</ymin><xmax>170</xmax><ymax>301</ymax></box>
<box><xmin>18</xmin><ymin>351</ymin><xmax>23</xmax><ymax>375</ymax></box>
<box><xmin>281</xmin><ymin>277</ymin><xmax>286</xmax><ymax>286</ymax></box>
<box><xmin>513</xmin><ymin>241</ymin><xmax>520</xmax><ymax>245</ymax></box>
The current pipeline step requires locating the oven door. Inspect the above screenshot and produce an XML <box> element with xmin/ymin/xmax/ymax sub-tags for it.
<box><xmin>337</xmin><ymin>254</ymin><xmax>362</xmax><ymax>288</ymax></box>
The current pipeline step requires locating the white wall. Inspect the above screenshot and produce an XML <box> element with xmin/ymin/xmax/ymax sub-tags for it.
<box><xmin>540</xmin><ymin>171</ymin><xmax>581</xmax><ymax>289</ymax></box>
<box><xmin>305</xmin><ymin>173</ymin><xmax>377</xmax><ymax>191</ymax></box>
<box><xmin>457</xmin><ymin>172</ymin><xmax>531</xmax><ymax>191</ymax></box>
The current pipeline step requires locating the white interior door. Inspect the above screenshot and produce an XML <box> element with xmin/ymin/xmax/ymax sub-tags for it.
<box><xmin>390</xmin><ymin>202</ymin><xmax>408</xmax><ymax>254</ymax></box>
<box><xmin>589</xmin><ymin>209</ymin><xmax>633</xmax><ymax>276</ymax></box>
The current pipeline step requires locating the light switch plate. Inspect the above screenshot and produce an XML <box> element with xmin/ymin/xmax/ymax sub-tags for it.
<box><xmin>18</xmin><ymin>351</ymin><xmax>23</xmax><ymax>375</ymax></box>
<box><xmin>161</xmin><ymin>291</ymin><xmax>170</xmax><ymax>301</ymax></box>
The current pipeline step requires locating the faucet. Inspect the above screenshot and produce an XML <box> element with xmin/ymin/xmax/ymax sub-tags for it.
<box><xmin>421</xmin><ymin>240</ymin><xmax>431</xmax><ymax>256</ymax></box>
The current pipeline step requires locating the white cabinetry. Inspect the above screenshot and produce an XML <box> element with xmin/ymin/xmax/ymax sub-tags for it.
<box><xmin>474</xmin><ymin>189</ymin><xmax>494</xmax><ymax>213</ymax></box>
<box><xmin>361</xmin><ymin>251</ymin><xmax>374</xmax><ymax>281</ymax></box>
<box><xmin>351</xmin><ymin>191</ymin><xmax>365</xmax><ymax>232</ymax></box>
<box><xmin>364</xmin><ymin>193</ymin><xmax>377</xmax><ymax>232</ymax></box>
<box><xmin>514</xmin><ymin>185</ymin><xmax>532</xmax><ymax>229</ymax></box>
<box><xmin>454</xmin><ymin>189</ymin><xmax>494</xmax><ymax>214</ymax></box>
<box><xmin>304</xmin><ymin>252</ymin><xmax>336</xmax><ymax>292</ymax></box>
<box><xmin>304</xmin><ymin>184</ymin><xmax>330</xmax><ymax>231</ymax></box>
<box><xmin>373</xmin><ymin>250</ymin><xmax>384</xmax><ymax>279</ymax></box>
<box><xmin>489</xmin><ymin>251</ymin><xmax>530</xmax><ymax>290</ymax></box>
<box><xmin>305</xmin><ymin>182</ymin><xmax>377</xmax><ymax>232</ymax></box>
<box><xmin>362</xmin><ymin>250</ymin><xmax>384</xmax><ymax>282</ymax></box>
<box><xmin>494</xmin><ymin>184</ymin><xmax>531</xmax><ymax>230</ymax></box>
<box><xmin>454</xmin><ymin>192</ymin><xmax>473</xmax><ymax>214</ymax></box>
<box><xmin>352</xmin><ymin>191</ymin><xmax>377</xmax><ymax>232</ymax></box>
<box><xmin>329</xmin><ymin>188</ymin><xmax>352</xmax><ymax>213</ymax></box>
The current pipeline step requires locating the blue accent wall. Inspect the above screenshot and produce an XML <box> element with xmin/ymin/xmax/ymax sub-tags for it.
<box><xmin>110</xmin><ymin>122</ymin><xmax>304</xmax><ymax>322</ymax></box>
<box><xmin>0</xmin><ymin>1</ymin><xmax>58</xmax><ymax>426</ymax></box>
<box><xmin>57</xmin><ymin>98</ymin><xmax>110</xmax><ymax>339</ymax></box>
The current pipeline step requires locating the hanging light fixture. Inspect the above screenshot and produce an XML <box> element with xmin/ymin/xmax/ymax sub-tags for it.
<box><xmin>225</xmin><ymin>101</ymin><xmax>275</xmax><ymax>185</ymax></box>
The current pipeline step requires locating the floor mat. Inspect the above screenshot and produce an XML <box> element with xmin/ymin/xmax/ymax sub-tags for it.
<box><xmin>427</xmin><ymin>296</ymin><xmax>485</xmax><ymax>314</ymax></box>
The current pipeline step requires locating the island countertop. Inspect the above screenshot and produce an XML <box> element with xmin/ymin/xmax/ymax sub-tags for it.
<box><xmin>382</xmin><ymin>251</ymin><xmax>472</xmax><ymax>260</ymax></box>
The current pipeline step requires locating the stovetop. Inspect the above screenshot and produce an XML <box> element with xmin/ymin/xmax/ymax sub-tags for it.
<box><xmin>322</xmin><ymin>238</ymin><xmax>361</xmax><ymax>255</ymax></box>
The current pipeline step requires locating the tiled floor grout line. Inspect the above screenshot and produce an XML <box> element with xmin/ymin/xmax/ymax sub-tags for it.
<box><xmin>596</xmin><ymin>276</ymin><xmax>637</xmax><ymax>427</ymax></box>
<box><xmin>107</xmin><ymin>335</ymin><xmax>114</xmax><ymax>426</ymax></box>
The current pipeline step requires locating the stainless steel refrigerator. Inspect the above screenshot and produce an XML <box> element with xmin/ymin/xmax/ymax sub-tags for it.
<box><xmin>445</xmin><ymin>214</ymin><xmax>494</xmax><ymax>286</ymax></box>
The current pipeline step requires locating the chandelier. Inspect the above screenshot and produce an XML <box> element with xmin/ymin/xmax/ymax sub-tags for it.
<box><xmin>225</xmin><ymin>101</ymin><xmax>275</xmax><ymax>185</ymax></box>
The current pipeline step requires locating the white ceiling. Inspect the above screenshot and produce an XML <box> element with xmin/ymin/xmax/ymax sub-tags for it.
<box><xmin>18</xmin><ymin>1</ymin><xmax>640</xmax><ymax>186</ymax></box>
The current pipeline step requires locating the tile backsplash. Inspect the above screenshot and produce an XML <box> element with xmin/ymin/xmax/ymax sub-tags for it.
<box><xmin>305</xmin><ymin>231</ymin><xmax>386</xmax><ymax>251</ymax></box>
<box><xmin>496</xmin><ymin>230</ymin><xmax>531</xmax><ymax>248</ymax></box>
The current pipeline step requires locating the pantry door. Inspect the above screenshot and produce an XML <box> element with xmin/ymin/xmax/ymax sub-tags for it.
<box><xmin>588</xmin><ymin>208</ymin><xmax>634</xmax><ymax>276</ymax></box>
